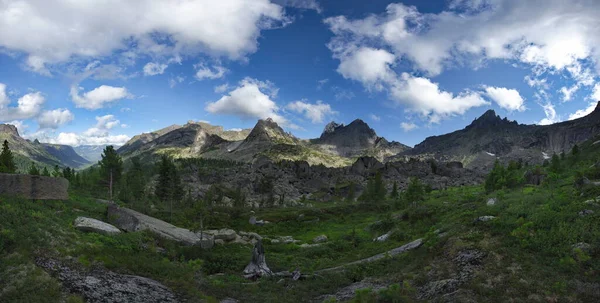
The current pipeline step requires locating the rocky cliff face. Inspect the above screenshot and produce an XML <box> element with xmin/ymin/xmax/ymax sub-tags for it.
<box><xmin>0</xmin><ymin>123</ymin><xmax>63</xmax><ymax>168</ymax></box>
<box><xmin>312</xmin><ymin>119</ymin><xmax>410</xmax><ymax>160</ymax></box>
<box><xmin>399</xmin><ymin>102</ymin><xmax>600</xmax><ymax>169</ymax></box>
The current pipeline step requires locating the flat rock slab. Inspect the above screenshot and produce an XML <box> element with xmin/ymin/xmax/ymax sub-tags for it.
<box><xmin>74</xmin><ymin>217</ymin><xmax>121</xmax><ymax>235</ymax></box>
<box><xmin>107</xmin><ymin>204</ymin><xmax>213</xmax><ymax>248</ymax></box>
<box><xmin>316</xmin><ymin>238</ymin><xmax>423</xmax><ymax>273</ymax></box>
<box><xmin>0</xmin><ymin>173</ymin><xmax>69</xmax><ymax>200</ymax></box>
<box><xmin>36</xmin><ymin>257</ymin><xmax>178</xmax><ymax>303</ymax></box>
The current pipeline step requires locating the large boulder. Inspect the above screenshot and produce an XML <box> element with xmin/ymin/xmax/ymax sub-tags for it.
<box><xmin>0</xmin><ymin>173</ymin><xmax>69</xmax><ymax>200</ymax></box>
<box><xmin>74</xmin><ymin>217</ymin><xmax>121</xmax><ymax>235</ymax></box>
<box><xmin>36</xmin><ymin>257</ymin><xmax>178</xmax><ymax>303</ymax></box>
<box><xmin>204</xmin><ymin>229</ymin><xmax>238</xmax><ymax>242</ymax></box>
<box><xmin>107</xmin><ymin>204</ymin><xmax>213</xmax><ymax>248</ymax></box>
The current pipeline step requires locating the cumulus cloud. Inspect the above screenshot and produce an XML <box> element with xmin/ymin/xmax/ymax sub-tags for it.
<box><xmin>286</xmin><ymin>100</ymin><xmax>336</xmax><ymax>123</ymax></box>
<box><xmin>169</xmin><ymin>76</ymin><xmax>186</xmax><ymax>88</ymax></box>
<box><xmin>369</xmin><ymin>114</ymin><xmax>381</xmax><ymax>122</ymax></box>
<box><xmin>390</xmin><ymin>74</ymin><xmax>489</xmax><ymax>123</ymax></box>
<box><xmin>143</xmin><ymin>62</ymin><xmax>168</xmax><ymax>76</ymax></box>
<box><xmin>0</xmin><ymin>0</ymin><xmax>287</xmax><ymax>74</ymax></box>
<box><xmin>195</xmin><ymin>63</ymin><xmax>228</xmax><ymax>80</ymax></box>
<box><xmin>335</xmin><ymin>47</ymin><xmax>396</xmax><ymax>90</ymax></box>
<box><xmin>568</xmin><ymin>102</ymin><xmax>597</xmax><ymax>120</ymax></box>
<box><xmin>484</xmin><ymin>87</ymin><xmax>526</xmax><ymax>112</ymax></box>
<box><xmin>401</xmin><ymin>122</ymin><xmax>418</xmax><ymax>132</ymax></box>
<box><xmin>71</xmin><ymin>85</ymin><xmax>133</xmax><ymax>110</ymax></box>
<box><xmin>37</xmin><ymin>109</ymin><xmax>74</xmax><ymax>129</ymax></box>
<box><xmin>83</xmin><ymin>115</ymin><xmax>121</xmax><ymax>137</ymax></box>
<box><xmin>49</xmin><ymin>132</ymin><xmax>130</xmax><ymax>147</ymax></box>
<box><xmin>0</xmin><ymin>83</ymin><xmax>45</xmax><ymax>121</ymax></box>
<box><xmin>205</xmin><ymin>78</ymin><xmax>286</xmax><ymax>124</ymax></box>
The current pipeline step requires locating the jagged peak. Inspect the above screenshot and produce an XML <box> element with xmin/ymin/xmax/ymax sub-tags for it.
<box><xmin>0</xmin><ymin>124</ymin><xmax>19</xmax><ymax>137</ymax></box>
<box><xmin>467</xmin><ymin>109</ymin><xmax>515</xmax><ymax>129</ymax></box>
<box><xmin>33</xmin><ymin>139</ymin><xmax>41</xmax><ymax>144</ymax></box>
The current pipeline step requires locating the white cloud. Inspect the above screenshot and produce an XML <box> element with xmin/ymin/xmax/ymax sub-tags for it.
<box><xmin>195</xmin><ymin>63</ymin><xmax>228</xmax><ymax>80</ymax></box>
<box><xmin>286</xmin><ymin>100</ymin><xmax>336</xmax><ymax>123</ymax></box>
<box><xmin>390</xmin><ymin>73</ymin><xmax>489</xmax><ymax>123</ymax></box>
<box><xmin>537</xmin><ymin>102</ymin><xmax>560</xmax><ymax>125</ymax></box>
<box><xmin>568</xmin><ymin>102</ymin><xmax>597</xmax><ymax>120</ymax></box>
<box><xmin>83</xmin><ymin>115</ymin><xmax>121</xmax><ymax>137</ymax></box>
<box><xmin>317</xmin><ymin>78</ymin><xmax>329</xmax><ymax>90</ymax></box>
<box><xmin>169</xmin><ymin>76</ymin><xmax>186</xmax><ymax>88</ymax></box>
<box><xmin>37</xmin><ymin>109</ymin><xmax>74</xmax><ymax>129</ymax></box>
<box><xmin>71</xmin><ymin>85</ymin><xmax>132</xmax><ymax>110</ymax></box>
<box><xmin>0</xmin><ymin>83</ymin><xmax>45</xmax><ymax>121</ymax></box>
<box><xmin>484</xmin><ymin>86</ymin><xmax>526</xmax><ymax>112</ymax></box>
<box><xmin>592</xmin><ymin>83</ymin><xmax>600</xmax><ymax>101</ymax></box>
<box><xmin>335</xmin><ymin>47</ymin><xmax>395</xmax><ymax>90</ymax></box>
<box><xmin>369</xmin><ymin>114</ymin><xmax>381</xmax><ymax>122</ymax></box>
<box><xmin>214</xmin><ymin>83</ymin><xmax>230</xmax><ymax>93</ymax></box>
<box><xmin>325</xmin><ymin>0</ymin><xmax>600</xmax><ymax>122</ymax></box>
<box><xmin>401</xmin><ymin>122</ymin><xmax>418</xmax><ymax>132</ymax></box>
<box><xmin>274</xmin><ymin>0</ymin><xmax>322</xmax><ymax>13</ymax></box>
<box><xmin>560</xmin><ymin>85</ymin><xmax>579</xmax><ymax>102</ymax></box>
<box><xmin>143</xmin><ymin>62</ymin><xmax>168</xmax><ymax>76</ymax></box>
<box><xmin>205</xmin><ymin>78</ymin><xmax>286</xmax><ymax>124</ymax></box>
<box><xmin>0</xmin><ymin>0</ymin><xmax>287</xmax><ymax>74</ymax></box>
<box><xmin>49</xmin><ymin>132</ymin><xmax>130</xmax><ymax>147</ymax></box>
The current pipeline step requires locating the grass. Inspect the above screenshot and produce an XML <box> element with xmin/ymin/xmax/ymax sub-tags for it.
<box><xmin>2</xmin><ymin>140</ymin><xmax>600</xmax><ymax>302</ymax></box>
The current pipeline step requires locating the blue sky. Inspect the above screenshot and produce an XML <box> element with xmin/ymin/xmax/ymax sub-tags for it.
<box><xmin>1</xmin><ymin>0</ymin><xmax>599</xmax><ymax>147</ymax></box>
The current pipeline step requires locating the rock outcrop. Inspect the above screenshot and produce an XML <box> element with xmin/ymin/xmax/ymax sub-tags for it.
<box><xmin>107</xmin><ymin>204</ymin><xmax>213</xmax><ymax>248</ymax></box>
<box><xmin>36</xmin><ymin>257</ymin><xmax>178</xmax><ymax>303</ymax></box>
<box><xmin>74</xmin><ymin>217</ymin><xmax>121</xmax><ymax>235</ymax></box>
<box><xmin>0</xmin><ymin>173</ymin><xmax>69</xmax><ymax>200</ymax></box>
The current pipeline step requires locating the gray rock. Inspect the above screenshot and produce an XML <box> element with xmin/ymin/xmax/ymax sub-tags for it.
<box><xmin>299</xmin><ymin>243</ymin><xmax>321</xmax><ymax>248</ymax></box>
<box><xmin>204</xmin><ymin>229</ymin><xmax>238</xmax><ymax>242</ymax></box>
<box><xmin>312</xmin><ymin>235</ymin><xmax>328</xmax><ymax>243</ymax></box>
<box><xmin>0</xmin><ymin>173</ymin><xmax>69</xmax><ymax>200</ymax></box>
<box><xmin>220</xmin><ymin>298</ymin><xmax>238</xmax><ymax>303</ymax></box>
<box><xmin>579</xmin><ymin>209</ymin><xmax>594</xmax><ymax>217</ymax></box>
<box><xmin>74</xmin><ymin>217</ymin><xmax>121</xmax><ymax>235</ymax></box>
<box><xmin>373</xmin><ymin>231</ymin><xmax>392</xmax><ymax>242</ymax></box>
<box><xmin>572</xmin><ymin>242</ymin><xmax>592</xmax><ymax>253</ymax></box>
<box><xmin>317</xmin><ymin>279</ymin><xmax>388</xmax><ymax>302</ymax></box>
<box><xmin>486</xmin><ymin>198</ymin><xmax>497</xmax><ymax>206</ymax></box>
<box><xmin>238</xmin><ymin>231</ymin><xmax>263</xmax><ymax>241</ymax></box>
<box><xmin>36</xmin><ymin>257</ymin><xmax>178</xmax><ymax>303</ymax></box>
<box><xmin>474</xmin><ymin>216</ymin><xmax>496</xmax><ymax>222</ymax></box>
<box><xmin>107</xmin><ymin>204</ymin><xmax>213</xmax><ymax>248</ymax></box>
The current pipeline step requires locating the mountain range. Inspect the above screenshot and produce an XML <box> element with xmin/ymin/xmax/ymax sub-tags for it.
<box><xmin>1</xmin><ymin>102</ymin><xmax>599</xmax><ymax>171</ymax></box>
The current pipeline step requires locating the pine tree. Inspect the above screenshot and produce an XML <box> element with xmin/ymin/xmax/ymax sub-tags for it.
<box><xmin>124</xmin><ymin>157</ymin><xmax>146</xmax><ymax>204</ymax></box>
<box><xmin>42</xmin><ymin>167</ymin><xmax>50</xmax><ymax>177</ymax></box>
<box><xmin>27</xmin><ymin>162</ymin><xmax>40</xmax><ymax>175</ymax></box>
<box><xmin>405</xmin><ymin>177</ymin><xmax>425</xmax><ymax>205</ymax></box>
<box><xmin>52</xmin><ymin>165</ymin><xmax>62</xmax><ymax>177</ymax></box>
<box><xmin>549</xmin><ymin>153</ymin><xmax>561</xmax><ymax>173</ymax></box>
<box><xmin>389</xmin><ymin>181</ymin><xmax>399</xmax><ymax>200</ymax></box>
<box><xmin>345</xmin><ymin>181</ymin><xmax>356</xmax><ymax>203</ymax></box>
<box><xmin>99</xmin><ymin>145</ymin><xmax>123</xmax><ymax>200</ymax></box>
<box><xmin>0</xmin><ymin>140</ymin><xmax>16</xmax><ymax>173</ymax></box>
<box><xmin>155</xmin><ymin>155</ymin><xmax>183</xmax><ymax>220</ymax></box>
<box><xmin>572</xmin><ymin>144</ymin><xmax>579</xmax><ymax>156</ymax></box>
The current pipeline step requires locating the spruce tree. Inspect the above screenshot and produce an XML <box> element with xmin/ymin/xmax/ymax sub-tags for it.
<box><xmin>42</xmin><ymin>167</ymin><xmax>50</xmax><ymax>177</ymax></box>
<box><xmin>0</xmin><ymin>140</ymin><xmax>16</xmax><ymax>173</ymax></box>
<box><xmin>52</xmin><ymin>165</ymin><xmax>62</xmax><ymax>177</ymax></box>
<box><xmin>155</xmin><ymin>155</ymin><xmax>183</xmax><ymax>220</ymax></box>
<box><xmin>98</xmin><ymin>145</ymin><xmax>123</xmax><ymax>199</ymax></box>
<box><xmin>389</xmin><ymin>181</ymin><xmax>399</xmax><ymax>200</ymax></box>
<box><xmin>28</xmin><ymin>162</ymin><xmax>40</xmax><ymax>175</ymax></box>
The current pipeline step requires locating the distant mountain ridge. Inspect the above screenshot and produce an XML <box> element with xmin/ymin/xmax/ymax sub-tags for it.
<box><xmin>398</xmin><ymin>102</ymin><xmax>600</xmax><ymax>169</ymax></box>
<box><xmin>41</xmin><ymin>143</ymin><xmax>91</xmax><ymax>168</ymax></box>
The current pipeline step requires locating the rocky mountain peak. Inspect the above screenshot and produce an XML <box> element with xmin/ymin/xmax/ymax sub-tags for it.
<box><xmin>322</xmin><ymin>121</ymin><xmax>342</xmax><ymax>136</ymax></box>
<box><xmin>245</xmin><ymin>118</ymin><xmax>291</xmax><ymax>143</ymax></box>
<box><xmin>33</xmin><ymin>139</ymin><xmax>41</xmax><ymax>144</ymax></box>
<box><xmin>0</xmin><ymin>124</ymin><xmax>19</xmax><ymax>137</ymax></box>
<box><xmin>466</xmin><ymin>109</ymin><xmax>515</xmax><ymax>130</ymax></box>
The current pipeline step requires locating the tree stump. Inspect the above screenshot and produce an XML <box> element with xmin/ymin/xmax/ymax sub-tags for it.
<box><xmin>243</xmin><ymin>240</ymin><xmax>272</xmax><ymax>279</ymax></box>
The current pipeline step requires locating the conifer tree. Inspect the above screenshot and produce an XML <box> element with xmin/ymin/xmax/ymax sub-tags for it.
<box><xmin>52</xmin><ymin>165</ymin><xmax>62</xmax><ymax>177</ymax></box>
<box><xmin>155</xmin><ymin>155</ymin><xmax>183</xmax><ymax>220</ymax></box>
<box><xmin>99</xmin><ymin>146</ymin><xmax>123</xmax><ymax>200</ymax></box>
<box><xmin>0</xmin><ymin>140</ymin><xmax>16</xmax><ymax>173</ymax></box>
<box><xmin>389</xmin><ymin>181</ymin><xmax>399</xmax><ymax>200</ymax></box>
<box><xmin>28</xmin><ymin>162</ymin><xmax>40</xmax><ymax>175</ymax></box>
<box><xmin>42</xmin><ymin>167</ymin><xmax>50</xmax><ymax>177</ymax></box>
